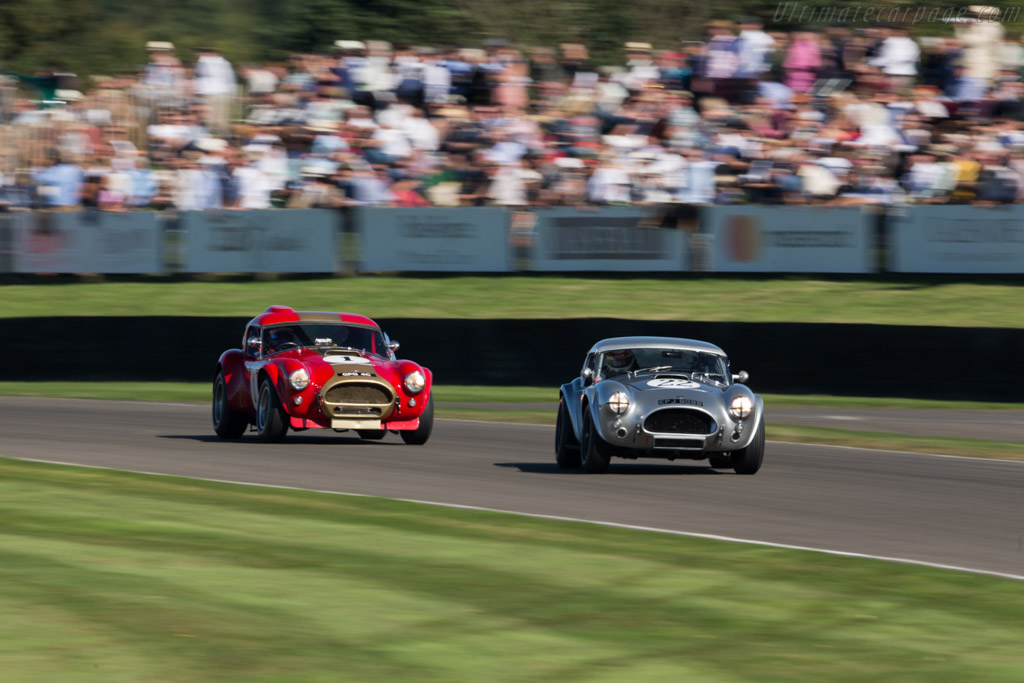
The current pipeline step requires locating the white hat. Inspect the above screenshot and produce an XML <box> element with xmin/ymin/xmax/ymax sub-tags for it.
<box><xmin>146</xmin><ymin>41</ymin><xmax>175</xmax><ymax>52</ymax></box>
<box><xmin>554</xmin><ymin>157</ymin><xmax>585</xmax><ymax>169</ymax></box>
<box><xmin>195</xmin><ymin>137</ymin><xmax>229</xmax><ymax>152</ymax></box>
<box><xmin>334</xmin><ymin>40</ymin><xmax>366</xmax><ymax>52</ymax></box>
<box><xmin>55</xmin><ymin>89</ymin><xmax>84</xmax><ymax>102</ymax></box>
<box><xmin>968</xmin><ymin>5</ymin><xmax>1000</xmax><ymax>17</ymax></box>
<box><xmin>975</xmin><ymin>139</ymin><xmax>1006</xmax><ymax>153</ymax></box>
<box><xmin>306</xmin><ymin>119</ymin><xmax>339</xmax><ymax>133</ymax></box>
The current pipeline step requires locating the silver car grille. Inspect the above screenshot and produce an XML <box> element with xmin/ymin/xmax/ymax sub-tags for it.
<box><xmin>644</xmin><ymin>408</ymin><xmax>716</xmax><ymax>435</ymax></box>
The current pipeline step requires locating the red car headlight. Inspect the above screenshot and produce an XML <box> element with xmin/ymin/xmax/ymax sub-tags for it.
<box><xmin>404</xmin><ymin>370</ymin><xmax>425</xmax><ymax>394</ymax></box>
<box><xmin>289</xmin><ymin>368</ymin><xmax>310</xmax><ymax>391</ymax></box>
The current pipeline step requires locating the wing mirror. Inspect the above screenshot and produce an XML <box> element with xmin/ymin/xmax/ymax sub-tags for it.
<box><xmin>387</xmin><ymin>340</ymin><xmax>400</xmax><ymax>353</ymax></box>
<box><xmin>246</xmin><ymin>336</ymin><xmax>262</xmax><ymax>356</ymax></box>
<box><xmin>732</xmin><ymin>370</ymin><xmax>749</xmax><ymax>384</ymax></box>
<box><xmin>582</xmin><ymin>367</ymin><xmax>594</xmax><ymax>385</ymax></box>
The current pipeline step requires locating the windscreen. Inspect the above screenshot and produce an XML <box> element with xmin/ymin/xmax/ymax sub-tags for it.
<box><xmin>601</xmin><ymin>347</ymin><xmax>728</xmax><ymax>382</ymax></box>
<box><xmin>262</xmin><ymin>323</ymin><xmax>386</xmax><ymax>357</ymax></box>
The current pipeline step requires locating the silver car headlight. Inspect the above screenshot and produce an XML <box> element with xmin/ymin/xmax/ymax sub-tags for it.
<box><xmin>404</xmin><ymin>370</ymin><xmax>426</xmax><ymax>394</ymax></box>
<box><xmin>289</xmin><ymin>368</ymin><xmax>310</xmax><ymax>391</ymax></box>
<box><xmin>729</xmin><ymin>395</ymin><xmax>753</xmax><ymax>419</ymax></box>
<box><xmin>608</xmin><ymin>391</ymin><xmax>630</xmax><ymax>415</ymax></box>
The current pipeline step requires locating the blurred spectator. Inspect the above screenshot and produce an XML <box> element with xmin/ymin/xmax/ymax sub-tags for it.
<box><xmin>6</xmin><ymin>23</ymin><xmax>1024</xmax><ymax>214</ymax></box>
<box><xmin>736</xmin><ymin>17</ymin><xmax>775</xmax><ymax>80</ymax></box>
<box><xmin>870</xmin><ymin>27</ymin><xmax>920</xmax><ymax>90</ymax></box>
<box><xmin>953</xmin><ymin>6</ymin><xmax>1005</xmax><ymax>100</ymax></box>
<box><xmin>193</xmin><ymin>47</ymin><xmax>237</xmax><ymax>135</ymax></box>
<box><xmin>32</xmin><ymin>152</ymin><xmax>83</xmax><ymax>208</ymax></box>
<box><xmin>784</xmin><ymin>31</ymin><xmax>822</xmax><ymax>93</ymax></box>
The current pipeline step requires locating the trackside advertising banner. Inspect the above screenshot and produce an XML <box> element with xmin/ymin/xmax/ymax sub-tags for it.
<box><xmin>703</xmin><ymin>206</ymin><xmax>873</xmax><ymax>273</ymax></box>
<box><xmin>888</xmin><ymin>205</ymin><xmax>1024</xmax><ymax>273</ymax></box>
<box><xmin>359</xmin><ymin>207</ymin><xmax>510</xmax><ymax>272</ymax></box>
<box><xmin>182</xmin><ymin>209</ymin><xmax>337</xmax><ymax>273</ymax></box>
<box><xmin>529</xmin><ymin>208</ymin><xmax>687</xmax><ymax>272</ymax></box>
<box><xmin>13</xmin><ymin>211</ymin><xmax>162</xmax><ymax>273</ymax></box>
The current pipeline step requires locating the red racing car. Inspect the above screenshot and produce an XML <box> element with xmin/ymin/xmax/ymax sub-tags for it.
<box><xmin>213</xmin><ymin>306</ymin><xmax>433</xmax><ymax>444</ymax></box>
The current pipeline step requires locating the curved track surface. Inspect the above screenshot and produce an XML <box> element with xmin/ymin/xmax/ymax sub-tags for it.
<box><xmin>3</xmin><ymin>397</ymin><xmax>1024</xmax><ymax>578</ymax></box>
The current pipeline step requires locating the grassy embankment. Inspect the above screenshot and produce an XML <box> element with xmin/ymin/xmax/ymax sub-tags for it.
<box><xmin>2</xmin><ymin>275</ymin><xmax>1023</xmax><ymax>326</ymax></box>
<box><xmin>2</xmin><ymin>458</ymin><xmax>1023</xmax><ymax>682</ymax></box>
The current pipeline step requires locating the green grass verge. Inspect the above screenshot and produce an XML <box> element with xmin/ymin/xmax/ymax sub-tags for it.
<box><xmin>768</xmin><ymin>425</ymin><xmax>1024</xmax><ymax>461</ymax></box>
<box><xmin>3</xmin><ymin>275</ymin><xmax>1024</xmax><ymax>327</ymax></box>
<box><xmin>2</xmin><ymin>457</ymin><xmax>1023</xmax><ymax>682</ymax></box>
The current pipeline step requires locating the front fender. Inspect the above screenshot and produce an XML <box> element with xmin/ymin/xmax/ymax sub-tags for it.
<box><xmin>400</xmin><ymin>364</ymin><xmax>433</xmax><ymax>419</ymax></box>
<box><xmin>251</xmin><ymin>362</ymin><xmax>290</xmax><ymax>414</ymax></box>
<box><xmin>560</xmin><ymin>378</ymin><xmax>585</xmax><ymax>442</ymax></box>
<box><xmin>584</xmin><ymin>380</ymin><xmax>630</xmax><ymax>443</ymax></box>
<box><xmin>719</xmin><ymin>392</ymin><xmax>764</xmax><ymax>450</ymax></box>
<box><xmin>217</xmin><ymin>349</ymin><xmax>250</xmax><ymax>416</ymax></box>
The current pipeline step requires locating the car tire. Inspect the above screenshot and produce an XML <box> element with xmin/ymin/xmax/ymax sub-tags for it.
<box><xmin>555</xmin><ymin>398</ymin><xmax>581</xmax><ymax>468</ymax></box>
<box><xmin>731</xmin><ymin>419</ymin><xmax>765</xmax><ymax>475</ymax></box>
<box><xmin>213</xmin><ymin>371</ymin><xmax>248</xmax><ymax>439</ymax></box>
<box><xmin>357</xmin><ymin>429</ymin><xmax>387</xmax><ymax>440</ymax></box>
<box><xmin>400</xmin><ymin>394</ymin><xmax>433</xmax><ymax>445</ymax></box>
<box><xmin>707</xmin><ymin>454</ymin><xmax>732</xmax><ymax>469</ymax></box>
<box><xmin>256</xmin><ymin>377</ymin><xmax>289</xmax><ymax>443</ymax></box>
<box><xmin>580</xmin><ymin>409</ymin><xmax>611</xmax><ymax>474</ymax></box>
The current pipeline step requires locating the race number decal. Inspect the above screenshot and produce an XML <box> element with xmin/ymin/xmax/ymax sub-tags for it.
<box><xmin>325</xmin><ymin>354</ymin><xmax>370</xmax><ymax>364</ymax></box>
<box><xmin>646</xmin><ymin>378</ymin><xmax>699</xmax><ymax>390</ymax></box>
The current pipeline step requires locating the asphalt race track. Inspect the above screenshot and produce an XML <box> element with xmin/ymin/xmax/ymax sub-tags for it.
<box><xmin>3</xmin><ymin>397</ymin><xmax>1024</xmax><ymax>580</ymax></box>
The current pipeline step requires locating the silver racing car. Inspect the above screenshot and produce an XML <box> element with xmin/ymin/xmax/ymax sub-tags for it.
<box><xmin>555</xmin><ymin>336</ymin><xmax>765</xmax><ymax>474</ymax></box>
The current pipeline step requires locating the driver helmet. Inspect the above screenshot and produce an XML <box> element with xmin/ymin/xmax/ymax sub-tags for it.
<box><xmin>269</xmin><ymin>327</ymin><xmax>295</xmax><ymax>349</ymax></box>
<box><xmin>605</xmin><ymin>349</ymin><xmax>636</xmax><ymax>373</ymax></box>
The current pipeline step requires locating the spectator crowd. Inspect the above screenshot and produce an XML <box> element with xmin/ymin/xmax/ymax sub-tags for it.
<box><xmin>4</xmin><ymin>6</ymin><xmax>1024</xmax><ymax>212</ymax></box>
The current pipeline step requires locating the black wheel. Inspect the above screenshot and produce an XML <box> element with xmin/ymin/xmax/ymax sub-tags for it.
<box><xmin>400</xmin><ymin>394</ymin><xmax>433</xmax><ymax>445</ymax></box>
<box><xmin>357</xmin><ymin>429</ymin><xmax>387</xmax><ymax>440</ymax></box>
<box><xmin>555</xmin><ymin>398</ymin><xmax>581</xmax><ymax>468</ymax></box>
<box><xmin>707</xmin><ymin>454</ymin><xmax>732</xmax><ymax>469</ymax></box>
<box><xmin>256</xmin><ymin>377</ymin><xmax>289</xmax><ymax>443</ymax></box>
<box><xmin>212</xmin><ymin>371</ymin><xmax>248</xmax><ymax>439</ymax></box>
<box><xmin>731</xmin><ymin>420</ymin><xmax>765</xmax><ymax>475</ymax></box>
<box><xmin>580</xmin><ymin>409</ymin><xmax>611</xmax><ymax>474</ymax></box>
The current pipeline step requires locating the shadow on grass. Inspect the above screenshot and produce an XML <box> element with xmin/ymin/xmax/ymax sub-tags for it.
<box><xmin>495</xmin><ymin>462</ymin><xmax>725</xmax><ymax>475</ymax></box>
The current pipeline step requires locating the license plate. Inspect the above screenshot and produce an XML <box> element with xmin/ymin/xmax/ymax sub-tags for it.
<box><xmin>331</xmin><ymin>418</ymin><xmax>383</xmax><ymax>430</ymax></box>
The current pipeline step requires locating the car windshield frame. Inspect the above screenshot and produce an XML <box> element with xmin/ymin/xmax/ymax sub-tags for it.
<box><xmin>599</xmin><ymin>347</ymin><xmax>729</xmax><ymax>385</ymax></box>
<box><xmin>261</xmin><ymin>323</ymin><xmax>387</xmax><ymax>358</ymax></box>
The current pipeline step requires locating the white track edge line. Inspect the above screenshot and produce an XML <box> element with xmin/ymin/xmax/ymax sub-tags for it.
<box><xmin>10</xmin><ymin>455</ymin><xmax>1024</xmax><ymax>583</ymax></box>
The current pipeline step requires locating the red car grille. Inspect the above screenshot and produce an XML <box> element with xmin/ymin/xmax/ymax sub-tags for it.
<box><xmin>323</xmin><ymin>382</ymin><xmax>393</xmax><ymax>405</ymax></box>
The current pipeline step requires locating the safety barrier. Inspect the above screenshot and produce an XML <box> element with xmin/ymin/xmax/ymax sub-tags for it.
<box><xmin>1</xmin><ymin>204</ymin><xmax>1023</xmax><ymax>275</ymax></box>
<box><xmin>3</xmin><ymin>315</ymin><xmax>1022</xmax><ymax>401</ymax></box>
